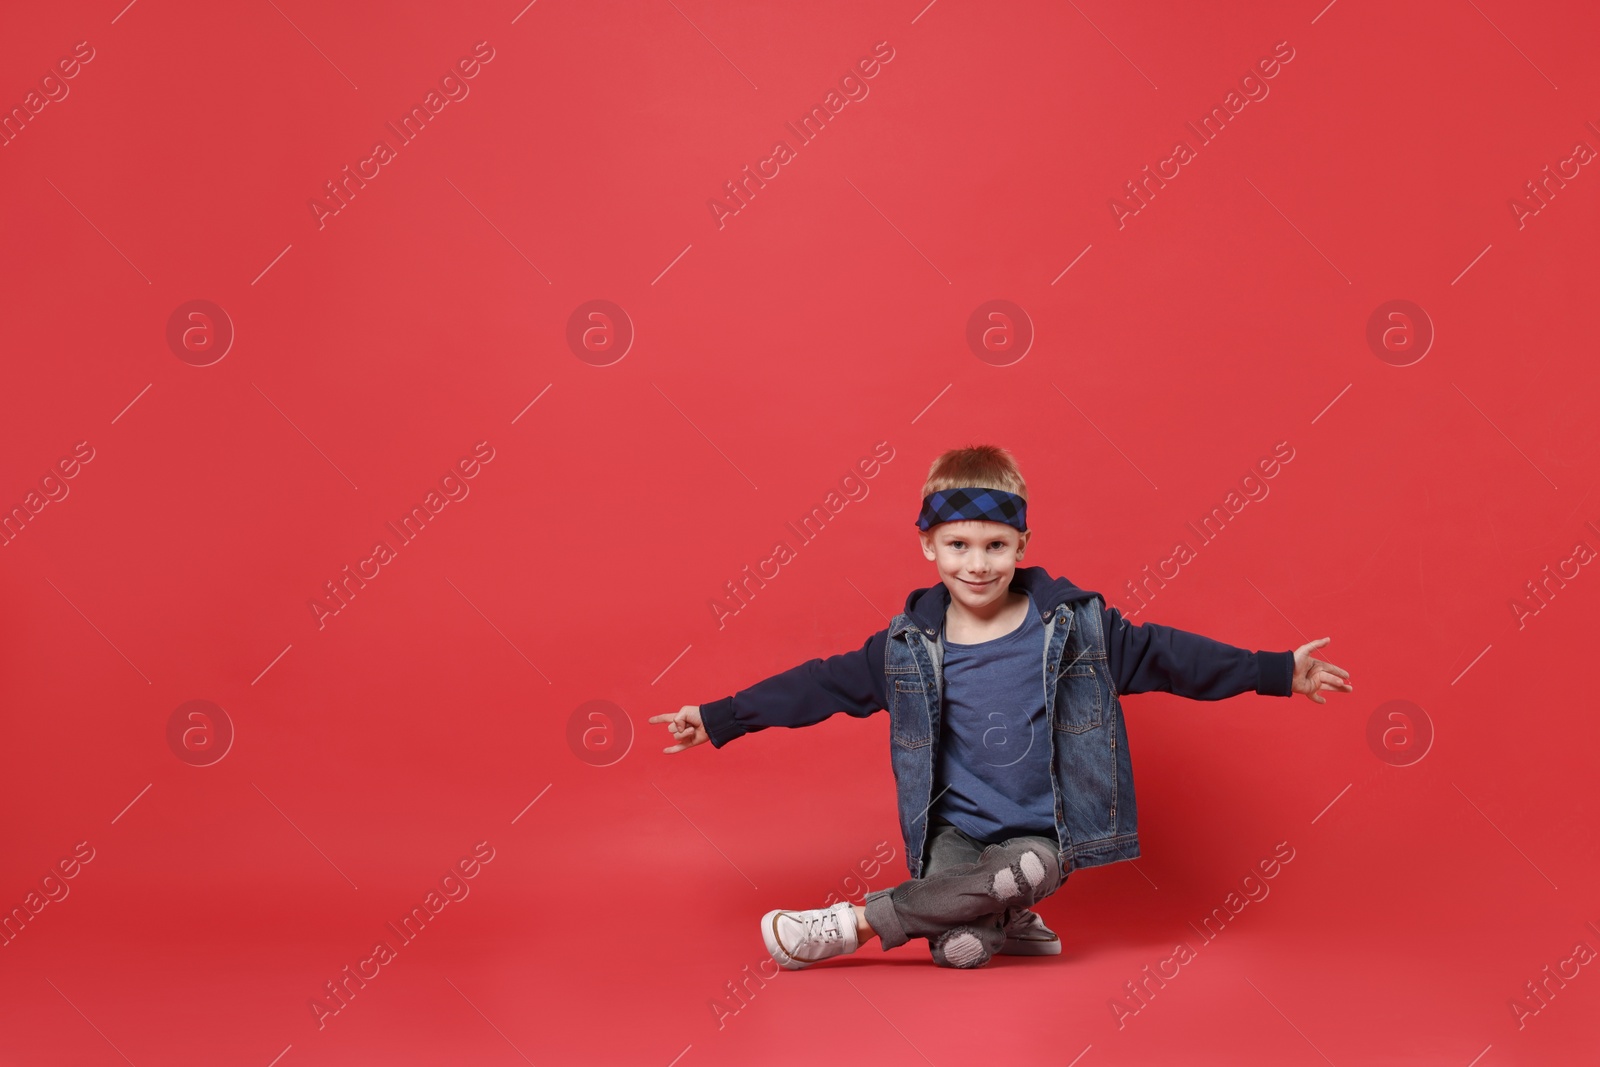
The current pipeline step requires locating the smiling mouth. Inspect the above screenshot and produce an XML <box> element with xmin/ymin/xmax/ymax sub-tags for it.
<box><xmin>960</xmin><ymin>578</ymin><xmax>995</xmax><ymax>587</ymax></box>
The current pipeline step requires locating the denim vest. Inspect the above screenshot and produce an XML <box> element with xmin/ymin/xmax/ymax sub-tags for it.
<box><xmin>885</xmin><ymin>593</ymin><xmax>1139</xmax><ymax>878</ymax></box>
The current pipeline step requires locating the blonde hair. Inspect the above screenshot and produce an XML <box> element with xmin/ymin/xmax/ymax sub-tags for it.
<box><xmin>920</xmin><ymin>444</ymin><xmax>1028</xmax><ymax>504</ymax></box>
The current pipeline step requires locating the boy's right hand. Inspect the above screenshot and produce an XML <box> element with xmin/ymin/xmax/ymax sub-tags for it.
<box><xmin>649</xmin><ymin>705</ymin><xmax>709</xmax><ymax>754</ymax></box>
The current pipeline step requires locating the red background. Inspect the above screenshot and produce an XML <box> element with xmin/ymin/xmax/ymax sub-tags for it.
<box><xmin>2</xmin><ymin>1</ymin><xmax>1597</xmax><ymax>1064</ymax></box>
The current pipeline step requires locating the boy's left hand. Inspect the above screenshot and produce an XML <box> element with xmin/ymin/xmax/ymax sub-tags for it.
<box><xmin>1292</xmin><ymin>637</ymin><xmax>1352</xmax><ymax>704</ymax></box>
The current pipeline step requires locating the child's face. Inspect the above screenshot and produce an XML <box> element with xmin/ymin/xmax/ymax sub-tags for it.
<box><xmin>920</xmin><ymin>520</ymin><xmax>1031</xmax><ymax>608</ymax></box>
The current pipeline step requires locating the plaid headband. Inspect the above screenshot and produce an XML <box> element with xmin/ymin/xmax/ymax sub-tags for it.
<box><xmin>915</xmin><ymin>486</ymin><xmax>1028</xmax><ymax>532</ymax></box>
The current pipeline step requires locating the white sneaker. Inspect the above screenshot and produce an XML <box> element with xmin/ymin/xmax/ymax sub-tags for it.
<box><xmin>761</xmin><ymin>902</ymin><xmax>860</xmax><ymax>970</ymax></box>
<box><xmin>999</xmin><ymin>908</ymin><xmax>1062</xmax><ymax>955</ymax></box>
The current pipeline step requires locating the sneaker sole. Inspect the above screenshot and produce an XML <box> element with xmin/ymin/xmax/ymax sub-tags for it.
<box><xmin>999</xmin><ymin>936</ymin><xmax>1062</xmax><ymax>956</ymax></box>
<box><xmin>760</xmin><ymin>909</ymin><xmax>812</xmax><ymax>970</ymax></box>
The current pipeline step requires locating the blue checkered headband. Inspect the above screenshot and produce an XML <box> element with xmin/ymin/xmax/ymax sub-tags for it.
<box><xmin>915</xmin><ymin>487</ymin><xmax>1028</xmax><ymax>532</ymax></box>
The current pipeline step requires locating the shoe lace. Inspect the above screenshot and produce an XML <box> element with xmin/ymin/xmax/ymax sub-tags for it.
<box><xmin>783</xmin><ymin>908</ymin><xmax>845</xmax><ymax>958</ymax></box>
<box><xmin>804</xmin><ymin>910</ymin><xmax>843</xmax><ymax>944</ymax></box>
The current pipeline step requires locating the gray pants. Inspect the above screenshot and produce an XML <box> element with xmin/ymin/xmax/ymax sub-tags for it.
<box><xmin>862</xmin><ymin>819</ymin><xmax>1065</xmax><ymax>968</ymax></box>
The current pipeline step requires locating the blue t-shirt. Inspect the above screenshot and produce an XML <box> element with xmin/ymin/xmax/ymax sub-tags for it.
<box><xmin>929</xmin><ymin>594</ymin><xmax>1057</xmax><ymax>844</ymax></box>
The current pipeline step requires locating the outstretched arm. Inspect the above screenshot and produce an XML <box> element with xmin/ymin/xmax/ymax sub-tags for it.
<box><xmin>1102</xmin><ymin>602</ymin><xmax>1295</xmax><ymax>700</ymax></box>
<box><xmin>683</xmin><ymin>629</ymin><xmax>889</xmax><ymax>749</ymax></box>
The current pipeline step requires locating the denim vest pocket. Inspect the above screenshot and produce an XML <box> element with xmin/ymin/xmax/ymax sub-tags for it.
<box><xmin>889</xmin><ymin>674</ymin><xmax>932</xmax><ymax>748</ymax></box>
<box><xmin>1053</xmin><ymin>662</ymin><xmax>1104</xmax><ymax>734</ymax></box>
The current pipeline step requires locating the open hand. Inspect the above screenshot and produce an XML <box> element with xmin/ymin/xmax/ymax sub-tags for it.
<box><xmin>648</xmin><ymin>705</ymin><xmax>709</xmax><ymax>753</ymax></box>
<box><xmin>1292</xmin><ymin>637</ymin><xmax>1352</xmax><ymax>704</ymax></box>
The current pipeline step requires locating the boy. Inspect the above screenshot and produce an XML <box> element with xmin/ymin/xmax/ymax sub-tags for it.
<box><xmin>650</xmin><ymin>445</ymin><xmax>1352</xmax><ymax>970</ymax></box>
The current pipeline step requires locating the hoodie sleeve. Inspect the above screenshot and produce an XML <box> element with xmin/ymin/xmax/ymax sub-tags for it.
<box><xmin>1101</xmin><ymin>603</ymin><xmax>1294</xmax><ymax>700</ymax></box>
<box><xmin>699</xmin><ymin>629</ymin><xmax>889</xmax><ymax>747</ymax></box>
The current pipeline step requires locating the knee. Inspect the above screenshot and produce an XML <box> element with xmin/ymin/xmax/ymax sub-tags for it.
<box><xmin>984</xmin><ymin>844</ymin><xmax>1061</xmax><ymax>906</ymax></box>
<box><xmin>932</xmin><ymin>925</ymin><xmax>994</xmax><ymax>969</ymax></box>
<box><xmin>1018</xmin><ymin>846</ymin><xmax>1062</xmax><ymax>895</ymax></box>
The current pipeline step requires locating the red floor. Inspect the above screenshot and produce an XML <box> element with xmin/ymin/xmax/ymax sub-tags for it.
<box><xmin>3</xmin><ymin>0</ymin><xmax>1598</xmax><ymax>1063</ymax></box>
